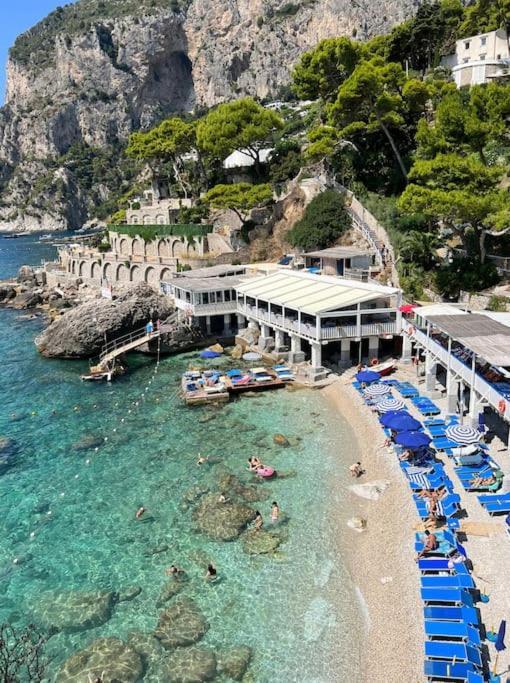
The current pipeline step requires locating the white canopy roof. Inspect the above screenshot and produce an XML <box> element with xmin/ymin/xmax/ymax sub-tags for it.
<box><xmin>414</xmin><ymin>304</ymin><xmax>468</xmax><ymax>319</ymax></box>
<box><xmin>236</xmin><ymin>270</ymin><xmax>399</xmax><ymax>315</ymax></box>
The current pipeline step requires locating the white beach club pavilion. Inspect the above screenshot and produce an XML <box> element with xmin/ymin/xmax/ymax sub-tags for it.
<box><xmin>236</xmin><ymin>270</ymin><xmax>402</xmax><ymax>371</ymax></box>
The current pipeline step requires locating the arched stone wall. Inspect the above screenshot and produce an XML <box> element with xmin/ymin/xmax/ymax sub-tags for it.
<box><xmin>103</xmin><ymin>262</ymin><xmax>114</xmax><ymax>281</ymax></box>
<box><xmin>78</xmin><ymin>261</ymin><xmax>87</xmax><ymax>277</ymax></box>
<box><xmin>143</xmin><ymin>215</ymin><xmax>151</xmax><ymax>225</ymax></box>
<box><xmin>157</xmin><ymin>239</ymin><xmax>169</xmax><ymax>258</ymax></box>
<box><xmin>156</xmin><ymin>214</ymin><xmax>165</xmax><ymax>224</ymax></box>
<box><xmin>71</xmin><ymin>261</ymin><xmax>76</xmax><ymax>275</ymax></box>
<box><xmin>90</xmin><ymin>261</ymin><xmax>102</xmax><ymax>280</ymax></box>
<box><xmin>130</xmin><ymin>265</ymin><xmax>142</xmax><ymax>282</ymax></box>
<box><xmin>145</xmin><ymin>266</ymin><xmax>157</xmax><ymax>286</ymax></box>
<box><xmin>132</xmin><ymin>238</ymin><xmax>144</xmax><ymax>256</ymax></box>
<box><xmin>116</xmin><ymin>263</ymin><xmax>130</xmax><ymax>282</ymax></box>
<box><xmin>145</xmin><ymin>241</ymin><xmax>157</xmax><ymax>258</ymax></box>
<box><xmin>119</xmin><ymin>238</ymin><xmax>130</xmax><ymax>256</ymax></box>
<box><xmin>160</xmin><ymin>267</ymin><xmax>173</xmax><ymax>282</ymax></box>
<box><xmin>172</xmin><ymin>240</ymin><xmax>185</xmax><ymax>257</ymax></box>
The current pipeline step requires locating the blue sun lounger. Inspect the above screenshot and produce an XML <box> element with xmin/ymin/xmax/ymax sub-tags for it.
<box><xmin>419</xmin><ymin>559</ymin><xmax>470</xmax><ymax>575</ymax></box>
<box><xmin>424</xmin><ymin>620</ymin><xmax>481</xmax><ymax>646</ymax></box>
<box><xmin>424</xmin><ymin>640</ymin><xmax>482</xmax><ymax>667</ymax></box>
<box><xmin>478</xmin><ymin>494</ymin><xmax>510</xmax><ymax>515</ymax></box>
<box><xmin>423</xmin><ymin>606</ymin><xmax>480</xmax><ymax>625</ymax></box>
<box><xmin>467</xmin><ymin>672</ymin><xmax>484</xmax><ymax>683</ymax></box>
<box><xmin>421</xmin><ymin>575</ymin><xmax>475</xmax><ymax>590</ymax></box>
<box><xmin>421</xmin><ymin>588</ymin><xmax>474</xmax><ymax>606</ymax></box>
<box><xmin>424</xmin><ymin>660</ymin><xmax>481</xmax><ymax>681</ymax></box>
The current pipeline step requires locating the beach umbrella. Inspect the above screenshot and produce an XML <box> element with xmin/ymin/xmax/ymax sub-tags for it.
<box><xmin>385</xmin><ymin>414</ymin><xmax>422</xmax><ymax>433</ymax></box>
<box><xmin>493</xmin><ymin>619</ymin><xmax>506</xmax><ymax>676</ymax></box>
<box><xmin>376</xmin><ymin>397</ymin><xmax>406</xmax><ymax>413</ymax></box>
<box><xmin>445</xmin><ymin>424</ymin><xmax>480</xmax><ymax>445</ymax></box>
<box><xmin>200</xmin><ymin>350</ymin><xmax>221</xmax><ymax>359</ymax></box>
<box><xmin>364</xmin><ymin>383</ymin><xmax>391</xmax><ymax>397</ymax></box>
<box><xmin>395</xmin><ymin>430</ymin><xmax>431</xmax><ymax>449</ymax></box>
<box><xmin>399</xmin><ymin>304</ymin><xmax>416</xmax><ymax>314</ymax></box>
<box><xmin>380</xmin><ymin>410</ymin><xmax>411</xmax><ymax>427</ymax></box>
<box><xmin>356</xmin><ymin>370</ymin><xmax>381</xmax><ymax>384</ymax></box>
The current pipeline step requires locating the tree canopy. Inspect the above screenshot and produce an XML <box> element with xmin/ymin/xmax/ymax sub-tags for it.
<box><xmin>287</xmin><ymin>190</ymin><xmax>351</xmax><ymax>250</ymax></box>
<box><xmin>292</xmin><ymin>37</ymin><xmax>363</xmax><ymax>101</ymax></box>
<box><xmin>204</xmin><ymin>183</ymin><xmax>273</xmax><ymax>223</ymax></box>
<box><xmin>196</xmin><ymin>98</ymin><xmax>283</xmax><ymax>170</ymax></box>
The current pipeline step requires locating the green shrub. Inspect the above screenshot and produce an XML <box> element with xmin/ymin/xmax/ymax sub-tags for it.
<box><xmin>487</xmin><ymin>295</ymin><xmax>509</xmax><ymax>312</ymax></box>
<box><xmin>110</xmin><ymin>224</ymin><xmax>212</xmax><ymax>242</ymax></box>
<box><xmin>287</xmin><ymin>190</ymin><xmax>351</xmax><ymax>251</ymax></box>
<box><xmin>97</xmin><ymin>242</ymin><xmax>111</xmax><ymax>252</ymax></box>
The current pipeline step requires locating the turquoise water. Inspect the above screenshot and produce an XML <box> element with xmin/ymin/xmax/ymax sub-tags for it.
<box><xmin>0</xmin><ymin>237</ymin><xmax>363</xmax><ymax>681</ymax></box>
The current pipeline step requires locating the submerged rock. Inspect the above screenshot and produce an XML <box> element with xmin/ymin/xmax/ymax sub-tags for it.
<box><xmin>0</xmin><ymin>437</ymin><xmax>18</xmax><ymax>474</ymax></box>
<box><xmin>217</xmin><ymin>645</ymin><xmax>252</xmax><ymax>680</ymax></box>
<box><xmin>273</xmin><ymin>434</ymin><xmax>290</xmax><ymax>447</ymax></box>
<box><xmin>127</xmin><ymin>630</ymin><xmax>162</xmax><ymax>668</ymax></box>
<box><xmin>154</xmin><ymin>597</ymin><xmax>208</xmax><ymax>649</ymax></box>
<box><xmin>56</xmin><ymin>637</ymin><xmax>143</xmax><ymax>683</ymax></box>
<box><xmin>34</xmin><ymin>283</ymin><xmax>174</xmax><ymax>359</ymax></box>
<box><xmin>71</xmin><ymin>434</ymin><xmax>103</xmax><ymax>451</ymax></box>
<box><xmin>241</xmin><ymin>529</ymin><xmax>282</xmax><ymax>555</ymax></box>
<box><xmin>216</xmin><ymin>472</ymin><xmax>268</xmax><ymax>503</ymax></box>
<box><xmin>32</xmin><ymin>589</ymin><xmax>116</xmax><ymax>633</ymax></box>
<box><xmin>156</xmin><ymin>579</ymin><xmax>184</xmax><ymax>608</ymax></box>
<box><xmin>192</xmin><ymin>493</ymin><xmax>256</xmax><ymax>541</ymax></box>
<box><xmin>156</xmin><ymin>647</ymin><xmax>217</xmax><ymax>682</ymax></box>
<box><xmin>118</xmin><ymin>585</ymin><xmax>142</xmax><ymax>602</ymax></box>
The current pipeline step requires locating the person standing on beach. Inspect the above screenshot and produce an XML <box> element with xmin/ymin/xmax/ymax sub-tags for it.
<box><xmin>271</xmin><ymin>502</ymin><xmax>280</xmax><ymax>523</ymax></box>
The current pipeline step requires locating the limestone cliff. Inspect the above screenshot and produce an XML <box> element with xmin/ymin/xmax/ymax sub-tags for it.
<box><xmin>0</xmin><ymin>0</ymin><xmax>423</xmax><ymax>231</ymax></box>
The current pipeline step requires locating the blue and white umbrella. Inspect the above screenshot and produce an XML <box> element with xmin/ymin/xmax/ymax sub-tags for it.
<box><xmin>445</xmin><ymin>424</ymin><xmax>480</xmax><ymax>445</ymax></box>
<box><xmin>377</xmin><ymin>397</ymin><xmax>406</xmax><ymax>413</ymax></box>
<box><xmin>364</xmin><ymin>383</ymin><xmax>391</xmax><ymax>397</ymax></box>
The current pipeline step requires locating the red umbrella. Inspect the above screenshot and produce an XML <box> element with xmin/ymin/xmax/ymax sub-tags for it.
<box><xmin>399</xmin><ymin>304</ymin><xmax>416</xmax><ymax>313</ymax></box>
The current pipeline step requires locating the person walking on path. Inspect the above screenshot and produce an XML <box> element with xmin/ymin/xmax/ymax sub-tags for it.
<box><xmin>146</xmin><ymin>319</ymin><xmax>154</xmax><ymax>336</ymax></box>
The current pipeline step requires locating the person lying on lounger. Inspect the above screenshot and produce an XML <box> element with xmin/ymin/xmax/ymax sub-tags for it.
<box><xmin>415</xmin><ymin>530</ymin><xmax>438</xmax><ymax>561</ymax></box>
<box><xmin>418</xmin><ymin>489</ymin><xmax>446</xmax><ymax>516</ymax></box>
<box><xmin>470</xmin><ymin>470</ymin><xmax>503</xmax><ymax>490</ymax></box>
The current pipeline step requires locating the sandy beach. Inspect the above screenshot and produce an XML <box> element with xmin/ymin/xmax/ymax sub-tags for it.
<box><xmin>322</xmin><ymin>376</ymin><xmax>423</xmax><ymax>683</ymax></box>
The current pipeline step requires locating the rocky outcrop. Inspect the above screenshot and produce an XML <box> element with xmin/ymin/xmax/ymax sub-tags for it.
<box><xmin>0</xmin><ymin>0</ymin><xmax>423</xmax><ymax>231</ymax></box>
<box><xmin>154</xmin><ymin>597</ymin><xmax>209</xmax><ymax>649</ymax></box>
<box><xmin>56</xmin><ymin>637</ymin><xmax>143</xmax><ymax>683</ymax></box>
<box><xmin>156</xmin><ymin>647</ymin><xmax>217</xmax><ymax>682</ymax></box>
<box><xmin>217</xmin><ymin>646</ymin><xmax>252</xmax><ymax>680</ymax></box>
<box><xmin>192</xmin><ymin>493</ymin><xmax>256</xmax><ymax>541</ymax></box>
<box><xmin>31</xmin><ymin>589</ymin><xmax>116</xmax><ymax>633</ymax></box>
<box><xmin>34</xmin><ymin>282</ymin><xmax>174</xmax><ymax>358</ymax></box>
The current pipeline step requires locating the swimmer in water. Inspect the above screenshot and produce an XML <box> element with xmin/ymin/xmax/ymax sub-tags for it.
<box><xmin>135</xmin><ymin>506</ymin><xmax>145</xmax><ymax>519</ymax></box>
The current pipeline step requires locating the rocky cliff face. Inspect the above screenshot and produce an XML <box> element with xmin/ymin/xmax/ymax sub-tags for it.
<box><xmin>0</xmin><ymin>0</ymin><xmax>423</xmax><ymax>231</ymax></box>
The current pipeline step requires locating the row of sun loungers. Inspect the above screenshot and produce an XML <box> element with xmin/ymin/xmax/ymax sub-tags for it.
<box><xmin>355</xmin><ymin>378</ymin><xmax>489</xmax><ymax>682</ymax></box>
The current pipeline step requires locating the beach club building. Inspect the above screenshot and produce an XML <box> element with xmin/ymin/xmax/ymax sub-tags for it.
<box><xmin>235</xmin><ymin>270</ymin><xmax>402</xmax><ymax>370</ymax></box>
<box><xmin>403</xmin><ymin>304</ymin><xmax>510</xmax><ymax>451</ymax></box>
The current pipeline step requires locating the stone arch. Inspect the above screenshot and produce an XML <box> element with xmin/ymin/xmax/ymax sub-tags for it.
<box><xmin>160</xmin><ymin>267</ymin><xmax>173</xmax><ymax>282</ymax></box>
<box><xmin>145</xmin><ymin>266</ymin><xmax>158</xmax><ymax>286</ymax></box>
<box><xmin>71</xmin><ymin>261</ymin><xmax>76</xmax><ymax>275</ymax></box>
<box><xmin>157</xmin><ymin>239</ymin><xmax>169</xmax><ymax>258</ymax></box>
<box><xmin>132</xmin><ymin>238</ymin><xmax>144</xmax><ymax>256</ymax></box>
<box><xmin>145</xmin><ymin>240</ymin><xmax>157</xmax><ymax>258</ymax></box>
<box><xmin>116</xmin><ymin>263</ymin><xmax>130</xmax><ymax>282</ymax></box>
<box><xmin>103</xmin><ymin>262</ymin><xmax>114</xmax><ymax>282</ymax></box>
<box><xmin>132</xmin><ymin>216</ymin><xmax>139</xmax><ymax>224</ymax></box>
<box><xmin>119</xmin><ymin>238</ymin><xmax>130</xmax><ymax>256</ymax></box>
<box><xmin>156</xmin><ymin>214</ymin><xmax>165</xmax><ymax>224</ymax></box>
<box><xmin>78</xmin><ymin>261</ymin><xmax>87</xmax><ymax>277</ymax></box>
<box><xmin>172</xmin><ymin>239</ymin><xmax>185</xmax><ymax>257</ymax></box>
<box><xmin>143</xmin><ymin>215</ymin><xmax>151</xmax><ymax>225</ymax></box>
<box><xmin>130</xmin><ymin>265</ymin><xmax>142</xmax><ymax>282</ymax></box>
<box><xmin>90</xmin><ymin>261</ymin><xmax>101</xmax><ymax>280</ymax></box>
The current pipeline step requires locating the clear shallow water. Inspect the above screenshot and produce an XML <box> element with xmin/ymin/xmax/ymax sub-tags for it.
<box><xmin>0</xmin><ymin>239</ymin><xmax>364</xmax><ymax>681</ymax></box>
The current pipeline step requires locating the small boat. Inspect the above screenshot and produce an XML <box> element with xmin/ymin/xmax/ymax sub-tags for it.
<box><xmin>39</xmin><ymin>234</ymin><xmax>53</xmax><ymax>241</ymax></box>
<box><xmin>369</xmin><ymin>359</ymin><xmax>397</xmax><ymax>376</ymax></box>
<box><xmin>80</xmin><ymin>361</ymin><xmax>124</xmax><ymax>382</ymax></box>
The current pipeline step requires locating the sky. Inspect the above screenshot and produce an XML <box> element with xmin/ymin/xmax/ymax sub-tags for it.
<box><xmin>0</xmin><ymin>0</ymin><xmax>78</xmax><ymax>103</ymax></box>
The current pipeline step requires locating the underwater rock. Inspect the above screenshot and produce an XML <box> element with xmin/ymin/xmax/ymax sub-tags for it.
<box><xmin>217</xmin><ymin>645</ymin><xmax>252</xmax><ymax>680</ymax></box>
<box><xmin>241</xmin><ymin>529</ymin><xmax>282</xmax><ymax>555</ymax></box>
<box><xmin>145</xmin><ymin>543</ymin><xmax>169</xmax><ymax>556</ymax></box>
<box><xmin>154</xmin><ymin>597</ymin><xmax>209</xmax><ymax>649</ymax></box>
<box><xmin>32</xmin><ymin>589</ymin><xmax>116</xmax><ymax>633</ymax></box>
<box><xmin>156</xmin><ymin>579</ymin><xmax>184</xmax><ymax>608</ymax></box>
<box><xmin>216</xmin><ymin>472</ymin><xmax>268</xmax><ymax>503</ymax></box>
<box><xmin>273</xmin><ymin>433</ymin><xmax>290</xmax><ymax>447</ymax></box>
<box><xmin>182</xmin><ymin>484</ymin><xmax>209</xmax><ymax>507</ymax></box>
<box><xmin>56</xmin><ymin>637</ymin><xmax>143</xmax><ymax>683</ymax></box>
<box><xmin>0</xmin><ymin>436</ymin><xmax>18</xmax><ymax>474</ymax></box>
<box><xmin>118</xmin><ymin>585</ymin><xmax>142</xmax><ymax>602</ymax></box>
<box><xmin>156</xmin><ymin>647</ymin><xmax>217</xmax><ymax>682</ymax></box>
<box><xmin>127</xmin><ymin>630</ymin><xmax>163</xmax><ymax>666</ymax></box>
<box><xmin>71</xmin><ymin>434</ymin><xmax>103</xmax><ymax>451</ymax></box>
<box><xmin>192</xmin><ymin>493</ymin><xmax>256</xmax><ymax>541</ymax></box>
